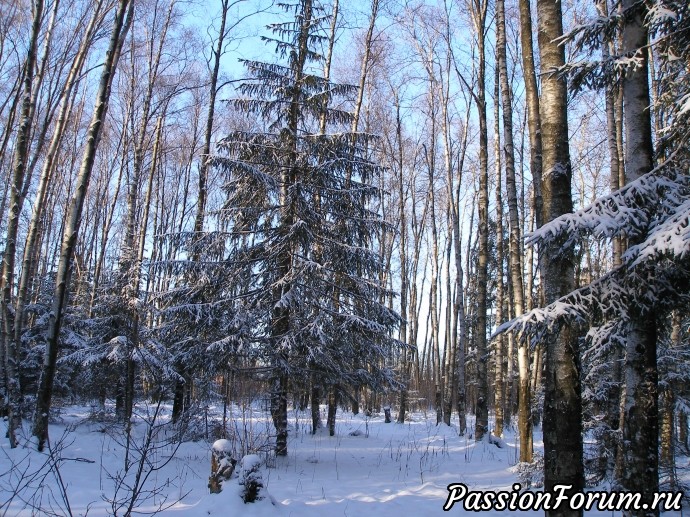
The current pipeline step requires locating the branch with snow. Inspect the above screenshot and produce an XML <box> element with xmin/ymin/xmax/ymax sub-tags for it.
<box><xmin>526</xmin><ymin>169</ymin><xmax>689</xmax><ymax>250</ymax></box>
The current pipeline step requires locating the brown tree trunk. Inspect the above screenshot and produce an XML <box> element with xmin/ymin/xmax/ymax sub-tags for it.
<box><xmin>272</xmin><ymin>375</ymin><xmax>289</xmax><ymax>454</ymax></box>
<box><xmin>311</xmin><ymin>376</ymin><xmax>321</xmax><ymax>434</ymax></box>
<box><xmin>597</xmin><ymin>0</ymin><xmax>624</xmax><ymax>474</ymax></box>
<box><xmin>517</xmin><ymin>0</ymin><xmax>543</xmax><ymax>465</ymax></box>
<box><xmin>193</xmin><ymin>0</ymin><xmax>229</xmax><ymax>242</ymax></box>
<box><xmin>498</xmin><ymin>0</ymin><xmax>531</xmax><ymax>457</ymax></box>
<box><xmin>327</xmin><ymin>386</ymin><xmax>338</xmax><ymax>437</ymax></box>
<box><xmin>393</xmin><ymin>91</ymin><xmax>410</xmax><ymax>424</ymax></box>
<box><xmin>659</xmin><ymin>388</ymin><xmax>674</xmax><ymax>470</ymax></box>
<box><xmin>268</xmin><ymin>0</ymin><xmax>315</xmax><ymax>457</ymax></box>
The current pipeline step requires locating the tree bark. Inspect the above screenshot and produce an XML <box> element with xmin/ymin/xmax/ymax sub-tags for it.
<box><xmin>394</xmin><ymin>90</ymin><xmax>410</xmax><ymax>424</ymax></box>
<box><xmin>536</xmin><ymin>0</ymin><xmax>583</xmax><ymax>511</ymax></box>
<box><xmin>679</xmin><ymin>411</ymin><xmax>688</xmax><ymax>453</ymax></box>
<box><xmin>32</xmin><ymin>0</ymin><xmax>133</xmax><ymax>451</ymax></box>
<box><xmin>193</xmin><ymin>0</ymin><xmax>229</xmax><ymax>243</ymax></box>
<box><xmin>472</xmin><ymin>0</ymin><xmax>490</xmax><ymax>442</ymax></box>
<box><xmin>596</xmin><ymin>0</ymin><xmax>624</xmax><ymax>474</ymax></box>
<box><xmin>311</xmin><ymin>376</ymin><xmax>321</xmax><ymax>434</ymax></box>
<box><xmin>327</xmin><ymin>385</ymin><xmax>338</xmax><ymax>437</ymax></box>
<box><xmin>13</xmin><ymin>0</ymin><xmax>104</xmax><ymax>401</ymax></box>
<box><xmin>0</xmin><ymin>70</ymin><xmax>25</xmax><ymax>239</ymax></box>
<box><xmin>517</xmin><ymin>0</ymin><xmax>543</xmax><ymax>465</ymax></box>
<box><xmin>493</xmin><ymin>61</ymin><xmax>505</xmax><ymax>438</ymax></box>
<box><xmin>1</xmin><ymin>0</ymin><xmax>45</xmax><ymax>448</ymax></box>
<box><xmin>617</xmin><ymin>1</ymin><xmax>658</xmax><ymax>511</ymax></box>
<box><xmin>271</xmin><ymin>375</ymin><xmax>289</xmax><ymax>454</ymax></box>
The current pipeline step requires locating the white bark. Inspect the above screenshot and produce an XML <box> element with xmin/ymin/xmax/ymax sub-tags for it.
<box><xmin>32</xmin><ymin>0</ymin><xmax>134</xmax><ymax>451</ymax></box>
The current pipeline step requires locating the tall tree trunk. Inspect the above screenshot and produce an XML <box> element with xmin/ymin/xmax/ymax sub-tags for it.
<box><xmin>122</xmin><ymin>0</ymin><xmax>174</xmax><ymax>424</ymax></box>
<box><xmin>536</xmin><ymin>0</ymin><xmax>583</xmax><ymax>512</ymax></box>
<box><xmin>498</xmin><ymin>0</ymin><xmax>531</xmax><ymax>453</ymax></box>
<box><xmin>269</xmin><ymin>0</ymin><xmax>314</xmax><ymax>457</ymax></box>
<box><xmin>472</xmin><ymin>0</ymin><xmax>490</xmax><ymax>442</ymax></box>
<box><xmin>32</xmin><ymin>0</ymin><xmax>133</xmax><ymax>451</ymax></box>
<box><xmin>1</xmin><ymin>0</ymin><xmax>45</xmax><ymax>448</ymax></box>
<box><xmin>0</xmin><ymin>70</ymin><xmax>25</xmax><ymax>237</ymax></box>
<box><xmin>424</xmin><ymin>136</ymin><xmax>442</xmax><ymax>424</ymax></box>
<box><xmin>659</xmin><ymin>388</ymin><xmax>674</xmax><ymax>476</ymax></box>
<box><xmin>193</xmin><ymin>0</ymin><xmax>228</xmax><ymax>242</ymax></box>
<box><xmin>394</xmin><ymin>90</ymin><xmax>410</xmax><ymax>424</ymax></box>
<box><xmin>327</xmin><ymin>385</ymin><xmax>338</xmax><ymax>437</ymax></box>
<box><xmin>307</xmin><ymin>0</ymin><xmax>338</xmax><ymax>432</ymax></box>
<box><xmin>439</xmin><ymin>19</ymin><xmax>466</xmax><ymax>428</ymax></box>
<box><xmin>311</xmin><ymin>374</ymin><xmax>321</xmax><ymax>434</ymax></box>
<box><xmin>493</xmin><ymin>62</ymin><xmax>505</xmax><ymax>438</ymax></box>
<box><xmin>597</xmin><ymin>0</ymin><xmax>624</xmax><ymax>474</ymax></box>
<box><xmin>618</xmin><ymin>0</ymin><xmax>658</xmax><ymax>511</ymax></box>
<box><xmin>271</xmin><ymin>374</ymin><xmax>289</xmax><ymax>453</ymax></box>
<box><xmin>442</xmin><ymin>212</ymin><xmax>454</xmax><ymax>426</ymax></box>
<box><xmin>124</xmin><ymin>114</ymin><xmax>162</xmax><ymax>427</ymax></box>
<box><xmin>14</xmin><ymin>0</ymin><xmax>104</xmax><ymax>396</ymax></box>
<box><xmin>349</xmin><ymin>0</ymin><xmax>379</xmax><ymax>417</ymax></box>
<box><xmin>517</xmin><ymin>0</ymin><xmax>542</xmax><ymax>464</ymax></box>
<box><xmin>21</xmin><ymin>0</ymin><xmax>63</xmax><ymax>196</ymax></box>
<box><xmin>447</xmin><ymin>39</ymin><xmax>471</xmax><ymax>434</ymax></box>
<box><xmin>174</xmin><ymin>0</ymin><xmax>229</xmax><ymax>422</ymax></box>
<box><xmin>519</xmin><ymin>0</ymin><xmax>542</xmax><ymax>230</ymax></box>
<box><xmin>89</xmin><ymin>130</ymin><xmax>127</xmax><ymax>315</ymax></box>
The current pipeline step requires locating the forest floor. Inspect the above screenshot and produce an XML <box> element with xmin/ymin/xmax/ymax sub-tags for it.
<box><xmin>0</xmin><ymin>401</ymin><xmax>686</xmax><ymax>516</ymax></box>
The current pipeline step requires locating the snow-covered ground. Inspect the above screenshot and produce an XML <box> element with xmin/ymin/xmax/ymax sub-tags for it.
<box><xmin>0</xmin><ymin>403</ymin><xmax>682</xmax><ymax>516</ymax></box>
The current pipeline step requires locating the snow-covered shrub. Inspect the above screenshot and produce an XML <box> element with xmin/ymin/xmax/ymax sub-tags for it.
<box><xmin>238</xmin><ymin>454</ymin><xmax>263</xmax><ymax>503</ymax></box>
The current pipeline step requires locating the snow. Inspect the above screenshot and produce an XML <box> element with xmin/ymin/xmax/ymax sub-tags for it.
<box><xmin>1</xmin><ymin>403</ymin><xmax>684</xmax><ymax>516</ymax></box>
<box><xmin>240</xmin><ymin>454</ymin><xmax>263</xmax><ymax>473</ymax></box>
<box><xmin>626</xmin><ymin>198</ymin><xmax>690</xmax><ymax>264</ymax></box>
<box><xmin>647</xmin><ymin>3</ymin><xmax>677</xmax><ymax>25</ymax></box>
<box><xmin>526</xmin><ymin>170</ymin><xmax>687</xmax><ymax>252</ymax></box>
<box><xmin>679</xmin><ymin>95</ymin><xmax>690</xmax><ymax>117</ymax></box>
<box><xmin>213</xmin><ymin>438</ymin><xmax>233</xmax><ymax>453</ymax></box>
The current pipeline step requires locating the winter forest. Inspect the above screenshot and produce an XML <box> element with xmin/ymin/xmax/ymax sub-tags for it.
<box><xmin>1</xmin><ymin>0</ymin><xmax>689</xmax><ymax>514</ymax></box>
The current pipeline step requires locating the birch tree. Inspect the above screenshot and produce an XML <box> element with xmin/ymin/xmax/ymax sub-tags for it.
<box><xmin>498</xmin><ymin>0</ymin><xmax>532</xmax><ymax>460</ymax></box>
<box><xmin>469</xmin><ymin>0</ymin><xmax>490</xmax><ymax>441</ymax></box>
<box><xmin>536</xmin><ymin>0</ymin><xmax>584</xmax><ymax>510</ymax></box>
<box><xmin>32</xmin><ymin>0</ymin><xmax>134</xmax><ymax>451</ymax></box>
<box><xmin>1</xmin><ymin>0</ymin><xmax>45</xmax><ymax>448</ymax></box>
<box><xmin>618</xmin><ymin>0</ymin><xmax>659</xmax><ymax>509</ymax></box>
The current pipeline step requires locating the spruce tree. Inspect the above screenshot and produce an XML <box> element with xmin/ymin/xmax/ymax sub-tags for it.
<box><xmin>213</xmin><ymin>0</ymin><xmax>400</xmax><ymax>456</ymax></box>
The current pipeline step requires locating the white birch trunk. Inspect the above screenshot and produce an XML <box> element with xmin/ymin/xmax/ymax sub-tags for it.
<box><xmin>32</xmin><ymin>0</ymin><xmax>133</xmax><ymax>451</ymax></box>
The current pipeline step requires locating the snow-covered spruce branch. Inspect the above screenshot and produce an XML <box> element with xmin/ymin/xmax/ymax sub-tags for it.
<box><xmin>59</xmin><ymin>335</ymin><xmax>181</xmax><ymax>383</ymax></box>
<box><xmin>624</xmin><ymin>196</ymin><xmax>690</xmax><ymax>264</ymax></box>
<box><xmin>557</xmin><ymin>10</ymin><xmax>621</xmax><ymax>56</ymax></box>
<box><xmin>525</xmin><ymin>168</ymin><xmax>689</xmax><ymax>250</ymax></box>
<box><xmin>581</xmin><ymin>320</ymin><xmax>625</xmax><ymax>366</ymax></box>
<box><xmin>493</xmin><ymin>255</ymin><xmax>690</xmax><ymax>341</ymax></box>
